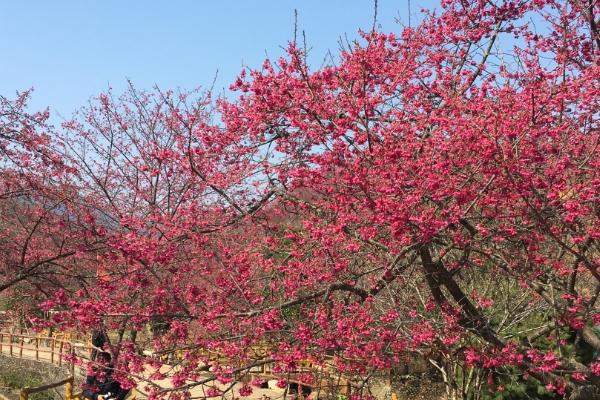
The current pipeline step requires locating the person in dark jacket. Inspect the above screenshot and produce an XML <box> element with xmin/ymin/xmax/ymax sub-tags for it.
<box><xmin>91</xmin><ymin>330</ymin><xmax>109</xmax><ymax>361</ymax></box>
<box><xmin>83</xmin><ymin>352</ymin><xmax>128</xmax><ymax>400</ymax></box>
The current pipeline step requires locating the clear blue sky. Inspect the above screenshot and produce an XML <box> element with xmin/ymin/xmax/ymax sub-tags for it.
<box><xmin>0</xmin><ymin>1</ymin><xmax>437</xmax><ymax>117</ymax></box>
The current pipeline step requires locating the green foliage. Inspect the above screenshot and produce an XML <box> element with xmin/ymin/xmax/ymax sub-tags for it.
<box><xmin>281</xmin><ymin>303</ymin><xmax>301</xmax><ymax>322</ymax></box>
<box><xmin>261</xmin><ymin>236</ymin><xmax>293</xmax><ymax>262</ymax></box>
<box><xmin>477</xmin><ymin>367</ymin><xmax>558</xmax><ymax>400</ymax></box>
<box><xmin>0</xmin><ymin>296</ymin><xmax>17</xmax><ymax>311</ymax></box>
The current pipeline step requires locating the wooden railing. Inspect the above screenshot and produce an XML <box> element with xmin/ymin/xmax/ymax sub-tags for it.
<box><xmin>18</xmin><ymin>375</ymin><xmax>137</xmax><ymax>400</ymax></box>
<box><xmin>1</xmin><ymin>330</ymin><xmax>356</xmax><ymax>396</ymax></box>
<box><xmin>0</xmin><ymin>331</ymin><xmax>91</xmax><ymax>376</ymax></box>
<box><xmin>0</xmin><ymin>330</ymin><xmax>130</xmax><ymax>400</ymax></box>
<box><xmin>191</xmin><ymin>347</ymin><xmax>356</xmax><ymax>395</ymax></box>
<box><xmin>18</xmin><ymin>376</ymin><xmax>83</xmax><ymax>400</ymax></box>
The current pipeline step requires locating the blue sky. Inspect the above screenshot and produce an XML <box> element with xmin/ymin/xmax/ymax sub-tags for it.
<box><xmin>0</xmin><ymin>1</ymin><xmax>437</xmax><ymax>117</ymax></box>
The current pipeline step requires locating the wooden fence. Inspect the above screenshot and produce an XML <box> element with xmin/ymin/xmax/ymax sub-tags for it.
<box><xmin>0</xmin><ymin>331</ymin><xmax>91</xmax><ymax>375</ymax></box>
<box><xmin>0</xmin><ymin>333</ymin><xmax>137</xmax><ymax>400</ymax></box>
<box><xmin>18</xmin><ymin>376</ymin><xmax>83</xmax><ymax>400</ymax></box>
<box><xmin>193</xmin><ymin>347</ymin><xmax>356</xmax><ymax>395</ymax></box>
<box><xmin>1</xmin><ymin>330</ymin><xmax>356</xmax><ymax>397</ymax></box>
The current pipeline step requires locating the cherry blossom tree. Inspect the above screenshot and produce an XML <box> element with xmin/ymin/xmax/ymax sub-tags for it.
<box><xmin>1</xmin><ymin>0</ymin><xmax>599</xmax><ymax>399</ymax></box>
<box><xmin>0</xmin><ymin>92</ymin><xmax>83</xmax><ymax>297</ymax></box>
<box><xmin>211</xmin><ymin>0</ymin><xmax>599</xmax><ymax>397</ymax></box>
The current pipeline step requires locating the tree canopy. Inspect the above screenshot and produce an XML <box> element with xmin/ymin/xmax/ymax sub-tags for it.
<box><xmin>1</xmin><ymin>1</ymin><xmax>599</xmax><ymax>399</ymax></box>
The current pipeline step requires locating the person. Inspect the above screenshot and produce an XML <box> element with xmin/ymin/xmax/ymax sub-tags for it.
<box><xmin>91</xmin><ymin>329</ymin><xmax>109</xmax><ymax>361</ymax></box>
<box><xmin>83</xmin><ymin>352</ymin><xmax>129</xmax><ymax>400</ymax></box>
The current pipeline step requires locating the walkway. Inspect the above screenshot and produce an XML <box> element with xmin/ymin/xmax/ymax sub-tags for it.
<box><xmin>0</xmin><ymin>332</ymin><xmax>316</xmax><ymax>400</ymax></box>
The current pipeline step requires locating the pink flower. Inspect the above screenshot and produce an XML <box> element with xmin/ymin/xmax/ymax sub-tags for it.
<box><xmin>591</xmin><ymin>362</ymin><xmax>600</xmax><ymax>376</ymax></box>
<box><xmin>571</xmin><ymin>372</ymin><xmax>587</xmax><ymax>381</ymax></box>
<box><xmin>276</xmin><ymin>379</ymin><xmax>288</xmax><ymax>389</ymax></box>
<box><xmin>464</xmin><ymin>348</ymin><xmax>480</xmax><ymax>366</ymax></box>
<box><xmin>238</xmin><ymin>385</ymin><xmax>253</xmax><ymax>397</ymax></box>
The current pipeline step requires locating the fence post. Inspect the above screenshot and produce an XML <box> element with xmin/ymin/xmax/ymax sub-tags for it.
<box><xmin>59</xmin><ymin>341</ymin><xmax>64</xmax><ymax>366</ymax></box>
<box><xmin>20</xmin><ymin>335</ymin><xmax>24</xmax><ymax>358</ymax></box>
<box><xmin>35</xmin><ymin>337</ymin><xmax>39</xmax><ymax>361</ymax></box>
<box><xmin>51</xmin><ymin>338</ymin><xmax>55</xmax><ymax>364</ymax></box>
<box><xmin>19</xmin><ymin>387</ymin><xmax>29</xmax><ymax>400</ymax></box>
<box><xmin>65</xmin><ymin>376</ymin><xmax>74</xmax><ymax>400</ymax></box>
<box><xmin>9</xmin><ymin>333</ymin><xmax>13</xmax><ymax>356</ymax></box>
<box><xmin>0</xmin><ymin>332</ymin><xmax>3</xmax><ymax>354</ymax></box>
<box><xmin>70</xmin><ymin>345</ymin><xmax>75</xmax><ymax>376</ymax></box>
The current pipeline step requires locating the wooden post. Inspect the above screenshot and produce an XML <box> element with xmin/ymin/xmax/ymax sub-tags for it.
<box><xmin>0</xmin><ymin>332</ymin><xmax>3</xmax><ymax>353</ymax></box>
<box><xmin>65</xmin><ymin>376</ymin><xmax>74</xmax><ymax>400</ymax></box>
<box><xmin>35</xmin><ymin>337</ymin><xmax>39</xmax><ymax>360</ymax></box>
<box><xmin>70</xmin><ymin>345</ymin><xmax>75</xmax><ymax>376</ymax></box>
<box><xmin>59</xmin><ymin>341</ymin><xmax>64</xmax><ymax>366</ymax></box>
<box><xmin>9</xmin><ymin>333</ymin><xmax>13</xmax><ymax>356</ymax></box>
<box><xmin>51</xmin><ymin>338</ymin><xmax>55</xmax><ymax>364</ymax></box>
<box><xmin>20</xmin><ymin>335</ymin><xmax>24</xmax><ymax>358</ymax></box>
<box><xmin>20</xmin><ymin>387</ymin><xmax>29</xmax><ymax>400</ymax></box>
